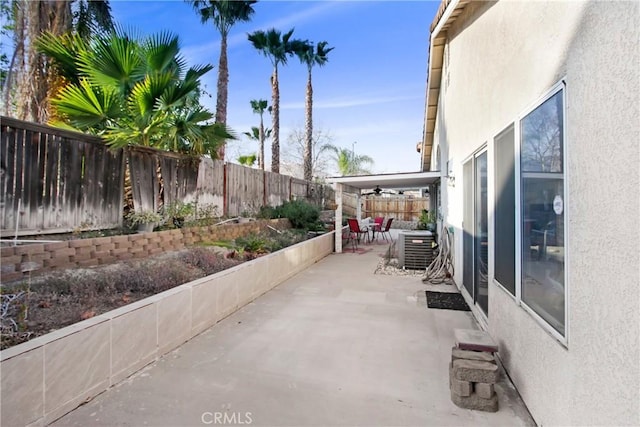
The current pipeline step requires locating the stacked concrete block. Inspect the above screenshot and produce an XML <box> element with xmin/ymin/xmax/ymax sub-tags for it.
<box><xmin>449</xmin><ymin>329</ymin><xmax>500</xmax><ymax>412</ymax></box>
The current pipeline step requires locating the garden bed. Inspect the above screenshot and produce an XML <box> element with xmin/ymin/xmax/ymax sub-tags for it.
<box><xmin>1</xmin><ymin>230</ymin><xmax>335</xmax><ymax>427</ymax></box>
<box><xmin>1</xmin><ymin>226</ymin><xmax>307</xmax><ymax>350</ymax></box>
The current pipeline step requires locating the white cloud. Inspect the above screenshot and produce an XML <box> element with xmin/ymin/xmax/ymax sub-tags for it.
<box><xmin>281</xmin><ymin>94</ymin><xmax>423</xmax><ymax>110</ymax></box>
<box><xmin>181</xmin><ymin>1</ymin><xmax>347</xmax><ymax>64</ymax></box>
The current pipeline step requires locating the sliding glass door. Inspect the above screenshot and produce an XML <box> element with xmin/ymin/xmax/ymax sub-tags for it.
<box><xmin>463</xmin><ymin>150</ymin><xmax>488</xmax><ymax>315</ymax></box>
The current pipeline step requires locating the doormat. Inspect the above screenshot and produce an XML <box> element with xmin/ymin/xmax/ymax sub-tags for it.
<box><xmin>425</xmin><ymin>291</ymin><xmax>471</xmax><ymax>311</ymax></box>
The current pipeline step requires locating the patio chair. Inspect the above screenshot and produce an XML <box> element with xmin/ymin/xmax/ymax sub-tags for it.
<box><xmin>347</xmin><ymin>218</ymin><xmax>370</xmax><ymax>251</ymax></box>
<box><xmin>379</xmin><ymin>218</ymin><xmax>394</xmax><ymax>242</ymax></box>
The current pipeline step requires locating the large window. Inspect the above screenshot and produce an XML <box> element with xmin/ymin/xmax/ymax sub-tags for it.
<box><xmin>520</xmin><ymin>88</ymin><xmax>566</xmax><ymax>337</ymax></box>
<box><xmin>494</xmin><ymin>125</ymin><xmax>516</xmax><ymax>295</ymax></box>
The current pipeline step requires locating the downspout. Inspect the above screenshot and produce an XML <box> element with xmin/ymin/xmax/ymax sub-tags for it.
<box><xmin>335</xmin><ymin>183</ymin><xmax>343</xmax><ymax>253</ymax></box>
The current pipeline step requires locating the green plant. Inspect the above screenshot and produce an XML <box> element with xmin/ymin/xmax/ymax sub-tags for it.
<box><xmin>126</xmin><ymin>209</ymin><xmax>163</xmax><ymax>226</ymax></box>
<box><xmin>164</xmin><ymin>201</ymin><xmax>195</xmax><ymax>218</ymax></box>
<box><xmin>235</xmin><ymin>233</ymin><xmax>269</xmax><ymax>254</ymax></box>
<box><xmin>417</xmin><ymin>209</ymin><xmax>437</xmax><ymax>231</ymax></box>
<box><xmin>273</xmin><ymin>199</ymin><xmax>320</xmax><ymax>230</ymax></box>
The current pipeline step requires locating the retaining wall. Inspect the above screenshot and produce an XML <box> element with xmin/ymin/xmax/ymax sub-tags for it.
<box><xmin>0</xmin><ymin>219</ymin><xmax>289</xmax><ymax>284</ymax></box>
<box><xmin>0</xmin><ymin>230</ymin><xmax>335</xmax><ymax>426</ymax></box>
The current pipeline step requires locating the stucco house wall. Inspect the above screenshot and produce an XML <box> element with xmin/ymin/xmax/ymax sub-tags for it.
<box><xmin>430</xmin><ymin>1</ymin><xmax>639</xmax><ymax>425</ymax></box>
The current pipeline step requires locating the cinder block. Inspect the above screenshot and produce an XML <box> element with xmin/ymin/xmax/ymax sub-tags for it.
<box><xmin>1</xmin><ymin>255</ymin><xmax>22</xmax><ymax>265</ymax></box>
<box><xmin>148</xmin><ymin>247</ymin><xmax>163</xmax><ymax>256</ymax></box>
<box><xmin>452</xmin><ymin>346</ymin><xmax>496</xmax><ymax>364</ymax></box>
<box><xmin>22</xmin><ymin>252</ymin><xmax>51</xmax><ymax>263</ymax></box>
<box><xmin>449</xmin><ymin>363</ymin><xmax>472</xmax><ymax>397</ymax></box>
<box><xmin>20</xmin><ymin>261</ymin><xmax>42</xmax><ymax>272</ymax></box>
<box><xmin>95</xmin><ymin>243</ymin><xmax>115</xmax><ymax>252</ymax></box>
<box><xmin>43</xmin><ymin>241</ymin><xmax>70</xmax><ymax>251</ymax></box>
<box><xmin>70</xmin><ymin>252</ymin><xmax>92</xmax><ymax>262</ymax></box>
<box><xmin>451</xmin><ymin>390</ymin><xmax>498</xmax><ymax>412</ymax></box>
<box><xmin>453</xmin><ymin>359</ymin><xmax>499</xmax><ymax>384</ymax></box>
<box><xmin>97</xmin><ymin>256</ymin><xmax>116</xmax><ymax>265</ymax></box>
<box><xmin>14</xmin><ymin>245</ymin><xmax>44</xmax><ymax>256</ymax></box>
<box><xmin>0</xmin><ymin>247</ymin><xmax>16</xmax><ymax>257</ymax></box>
<box><xmin>454</xmin><ymin>329</ymin><xmax>499</xmax><ymax>353</ymax></box>
<box><xmin>475</xmin><ymin>382</ymin><xmax>495</xmax><ymax>399</ymax></box>
<box><xmin>115</xmin><ymin>241</ymin><xmax>133</xmax><ymax>250</ymax></box>
<box><xmin>53</xmin><ymin>248</ymin><xmax>76</xmax><ymax>258</ymax></box>
<box><xmin>68</xmin><ymin>239</ymin><xmax>94</xmax><ymax>248</ymax></box>
<box><xmin>110</xmin><ymin>247</ymin><xmax>129</xmax><ymax>256</ymax></box>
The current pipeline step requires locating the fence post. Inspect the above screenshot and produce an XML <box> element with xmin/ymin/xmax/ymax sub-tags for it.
<box><xmin>223</xmin><ymin>162</ymin><xmax>228</xmax><ymax>217</ymax></box>
<box><xmin>263</xmin><ymin>170</ymin><xmax>267</xmax><ymax>207</ymax></box>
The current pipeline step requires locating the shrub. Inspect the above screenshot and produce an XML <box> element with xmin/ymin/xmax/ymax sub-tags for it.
<box><xmin>235</xmin><ymin>233</ymin><xmax>269</xmax><ymax>254</ymax></box>
<box><xmin>181</xmin><ymin>247</ymin><xmax>241</xmax><ymax>275</ymax></box>
<box><xmin>273</xmin><ymin>200</ymin><xmax>320</xmax><ymax>230</ymax></box>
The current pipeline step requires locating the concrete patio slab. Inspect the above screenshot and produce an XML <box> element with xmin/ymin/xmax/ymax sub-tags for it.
<box><xmin>52</xmin><ymin>230</ymin><xmax>535</xmax><ymax>427</ymax></box>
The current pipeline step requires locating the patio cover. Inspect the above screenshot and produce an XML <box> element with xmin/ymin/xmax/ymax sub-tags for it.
<box><xmin>326</xmin><ymin>171</ymin><xmax>441</xmax><ymax>252</ymax></box>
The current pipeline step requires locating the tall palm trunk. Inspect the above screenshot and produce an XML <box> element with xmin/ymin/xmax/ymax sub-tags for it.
<box><xmin>258</xmin><ymin>112</ymin><xmax>265</xmax><ymax>170</ymax></box>
<box><xmin>9</xmin><ymin>0</ymin><xmax>71</xmax><ymax>122</ymax></box>
<box><xmin>215</xmin><ymin>31</ymin><xmax>229</xmax><ymax>160</ymax></box>
<box><xmin>271</xmin><ymin>66</ymin><xmax>279</xmax><ymax>173</ymax></box>
<box><xmin>303</xmin><ymin>68</ymin><xmax>313</xmax><ymax>181</ymax></box>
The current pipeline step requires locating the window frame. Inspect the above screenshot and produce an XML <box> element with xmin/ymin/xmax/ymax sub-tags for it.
<box><xmin>515</xmin><ymin>80</ymin><xmax>569</xmax><ymax>346</ymax></box>
<box><xmin>492</xmin><ymin>123</ymin><xmax>517</xmax><ymax>299</ymax></box>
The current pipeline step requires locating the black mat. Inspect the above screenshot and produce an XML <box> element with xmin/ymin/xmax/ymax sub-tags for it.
<box><xmin>425</xmin><ymin>291</ymin><xmax>471</xmax><ymax>311</ymax></box>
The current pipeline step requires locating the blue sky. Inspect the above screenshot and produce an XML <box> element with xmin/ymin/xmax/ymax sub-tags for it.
<box><xmin>110</xmin><ymin>0</ymin><xmax>440</xmax><ymax>175</ymax></box>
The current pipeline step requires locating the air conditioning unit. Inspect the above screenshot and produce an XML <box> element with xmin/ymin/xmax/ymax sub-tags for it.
<box><xmin>398</xmin><ymin>230</ymin><xmax>436</xmax><ymax>270</ymax></box>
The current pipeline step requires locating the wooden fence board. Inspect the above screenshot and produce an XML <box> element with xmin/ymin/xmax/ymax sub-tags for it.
<box><xmin>43</xmin><ymin>135</ymin><xmax>61</xmax><ymax>229</ymax></box>
<box><xmin>225</xmin><ymin>163</ymin><xmax>264</xmax><ymax>216</ymax></box>
<box><xmin>160</xmin><ymin>156</ymin><xmax>178</xmax><ymax>206</ymax></box>
<box><xmin>1</xmin><ymin>116</ymin><xmax>332</xmax><ymax>235</ymax></box>
<box><xmin>265</xmin><ymin>171</ymin><xmax>289</xmax><ymax>207</ymax></box>
<box><xmin>128</xmin><ymin>149</ymin><xmax>159</xmax><ymax>213</ymax></box>
<box><xmin>195</xmin><ymin>158</ymin><xmax>224</xmax><ymax>214</ymax></box>
<box><xmin>1</xmin><ymin>117</ymin><xmax>125</xmax><ymax>236</ymax></box>
<box><xmin>1</xmin><ymin>124</ymin><xmax>16</xmax><ymax>233</ymax></box>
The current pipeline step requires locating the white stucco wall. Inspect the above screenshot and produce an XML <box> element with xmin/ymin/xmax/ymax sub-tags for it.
<box><xmin>433</xmin><ymin>1</ymin><xmax>640</xmax><ymax>425</ymax></box>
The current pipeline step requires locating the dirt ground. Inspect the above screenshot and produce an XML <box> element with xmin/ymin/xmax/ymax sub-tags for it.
<box><xmin>0</xmin><ymin>246</ymin><xmax>245</xmax><ymax>350</ymax></box>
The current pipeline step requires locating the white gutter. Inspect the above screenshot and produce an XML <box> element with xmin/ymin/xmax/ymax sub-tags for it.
<box><xmin>422</xmin><ymin>0</ymin><xmax>462</xmax><ymax>171</ymax></box>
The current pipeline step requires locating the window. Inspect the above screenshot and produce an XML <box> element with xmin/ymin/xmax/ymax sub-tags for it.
<box><xmin>520</xmin><ymin>88</ymin><xmax>566</xmax><ymax>337</ymax></box>
<box><xmin>494</xmin><ymin>125</ymin><xmax>516</xmax><ymax>295</ymax></box>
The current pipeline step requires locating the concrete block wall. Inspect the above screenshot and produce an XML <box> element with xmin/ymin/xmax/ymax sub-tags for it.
<box><xmin>0</xmin><ymin>219</ymin><xmax>289</xmax><ymax>284</ymax></box>
<box><xmin>0</xmin><ymin>230</ymin><xmax>335</xmax><ymax>427</ymax></box>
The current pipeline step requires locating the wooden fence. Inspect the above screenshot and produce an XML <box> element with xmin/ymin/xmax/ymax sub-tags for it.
<box><xmin>1</xmin><ymin>117</ymin><xmax>124</xmax><ymax>236</ymax></box>
<box><xmin>342</xmin><ymin>193</ymin><xmax>429</xmax><ymax>222</ymax></box>
<box><xmin>0</xmin><ymin>117</ymin><xmax>334</xmax><ymax>237</ymax></box>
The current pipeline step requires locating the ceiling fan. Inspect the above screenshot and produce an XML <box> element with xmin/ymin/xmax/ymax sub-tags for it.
<box><xmin>362</xmin><ymin>185</ymin><xmax>395</xmax><ymax>196</ymax></box>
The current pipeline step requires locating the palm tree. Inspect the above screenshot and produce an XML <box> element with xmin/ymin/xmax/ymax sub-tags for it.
<box><xmin>248</xmin><ymin>99</ymin><xmax>270</xmax><ymax>170</ymax></box>
<box><xmin>2</xmin><ymin>0</ymin><xmax>113</xmax><ymax>121</ymax></box>
<box><xmin>38</xmin><ymin>28</ymin><xmax>233</xmax><ymax>155</ymax></box>
<box><xmin>187</xmin><ymin>0</ymin><xmax>256</xmax><ymax>160</ymax></box>
<box><xmin>327</xmin><ymin>145</ymin><xmax>374</xmax><ymax>176</ymax></box>
<box><xmin>237</xmin><ymin>153</ymin><xmax>257</xmax><ymax>167</ymax></box>
<box><xmin>248</xmin><ymin>28</ymin><xmax>298</xmax><ymax>174</ymax></box>
<box><xmin>73</xmin><ymin>0</ymin><xmax>114</xmax><ymax>40</ymax></box>
<box><xmin>243</xmin><ymin>125</ymin><xmax>272</xmax><ymax>168</ymax></box>
<box><xmin>295</xmin><ymin>41</ymin><xmax>333</xmax><ymax>181</ymax></box>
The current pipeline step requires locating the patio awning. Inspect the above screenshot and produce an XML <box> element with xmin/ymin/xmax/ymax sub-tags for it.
<box><xmin>326</xmin><ymin>170</ymin><xmax>441</xmax><ymax>191</ymax></box>
<box><xmin>327</xmin><ymin>171</ymin><xmax>441</xmax><ymax>253</ymax></box>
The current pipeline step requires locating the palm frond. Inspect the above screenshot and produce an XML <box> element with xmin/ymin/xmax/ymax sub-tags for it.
<box><xmin>52</xmin><ymin>78</ymin><xmax>122</xmax><ymax>130</ymax></box>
